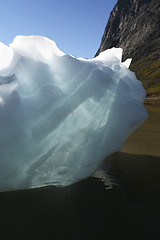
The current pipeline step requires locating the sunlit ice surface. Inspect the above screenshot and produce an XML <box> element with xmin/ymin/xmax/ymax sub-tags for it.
<box><xmin>0</xmin><ymin>36</ymin><xmax>148</xmax><ymax>192</ymax></box>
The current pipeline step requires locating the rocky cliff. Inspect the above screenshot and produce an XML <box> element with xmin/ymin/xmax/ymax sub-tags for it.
<box><xmin>96</xmin><ymin>0</ymin><xmax>160</xmax><ymax>91</ymax></box>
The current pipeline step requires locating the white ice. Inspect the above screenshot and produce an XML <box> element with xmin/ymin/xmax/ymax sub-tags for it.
<box><xmin>0</xmin><ymin>36</ymin><xmax>148</xmax><ymax>191</ymax></box>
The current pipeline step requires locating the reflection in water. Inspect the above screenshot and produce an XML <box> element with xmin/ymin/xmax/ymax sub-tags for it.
<box><xmin>0</xmin><ymin>105</ymin><xmax>159</xmax><ymax>240</ymax></box>
<box><xmin>116</xmin><ymin>105</ymin><xmax>160</xmax><ymax>209</ymax></box>
<box><xmin>0</xmin><ymin>177</ymin><xmax>152</xmax><ymax>240</ymax></box>
<box><xmin>99</xmin><ymin>105</ymin><xmax>160</xmax><ymax>239</ymax></box>
<box><xmin>93</xmin><ymin>167</ymin><xmax>115</xmax><ymax>189</ymax></box>
<box><xmin>103</xmin><ymin>152</ymin><xmax>160</xmax><ymax>209</ymax></box>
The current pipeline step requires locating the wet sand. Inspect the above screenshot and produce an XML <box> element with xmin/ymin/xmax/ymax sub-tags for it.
<box><xmin>121</xmin><ymin>105</ymin><xmax>160</xmax><ymax>157</ymax></box>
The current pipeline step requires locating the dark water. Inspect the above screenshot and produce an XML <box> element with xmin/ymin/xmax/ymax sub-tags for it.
<box><xmin>0</xmin><ymin>105</ymin><xmax>160</xmax><ymax>240</ymax></box>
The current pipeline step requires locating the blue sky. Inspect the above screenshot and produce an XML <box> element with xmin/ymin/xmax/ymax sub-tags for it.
<box><xmin>0</xmin><ymin>0</ymin><xmax>117</xmax><ymax>59</ymax></box>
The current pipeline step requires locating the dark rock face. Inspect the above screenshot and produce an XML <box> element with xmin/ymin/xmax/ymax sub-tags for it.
<box><xmin>96</xmin><ymin>0</ymin><xmax>160</xmax><ymax>64</ymax></box>
<box><xmin>96</xmin><ymin>0</ymin><xmax>160</xmax><ymax>90</ymax></box>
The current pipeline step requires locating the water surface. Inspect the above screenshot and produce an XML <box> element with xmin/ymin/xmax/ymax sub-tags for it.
<box><xmin>0</xmin><ymin>105</ymin><xmax>159</xmax><ymax>240</ymax></box>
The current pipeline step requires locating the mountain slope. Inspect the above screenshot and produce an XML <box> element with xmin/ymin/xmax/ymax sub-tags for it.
<box><xmin>96</xmin><ymin>0</ymin><xmax>160</xmax><ymax>91</ymax></box>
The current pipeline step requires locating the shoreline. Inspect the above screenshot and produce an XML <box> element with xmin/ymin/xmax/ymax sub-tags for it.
<box><xmin>144</xmin><ymin>91</ymin><xmax>160</xmax><ymax>105</ymax></box>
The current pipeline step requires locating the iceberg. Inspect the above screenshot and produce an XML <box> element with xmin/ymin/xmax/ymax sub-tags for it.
<box><xmin>0</xmin><ymin>36</ymin><xmax>148</xmax><ymax>191</ymax></box>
